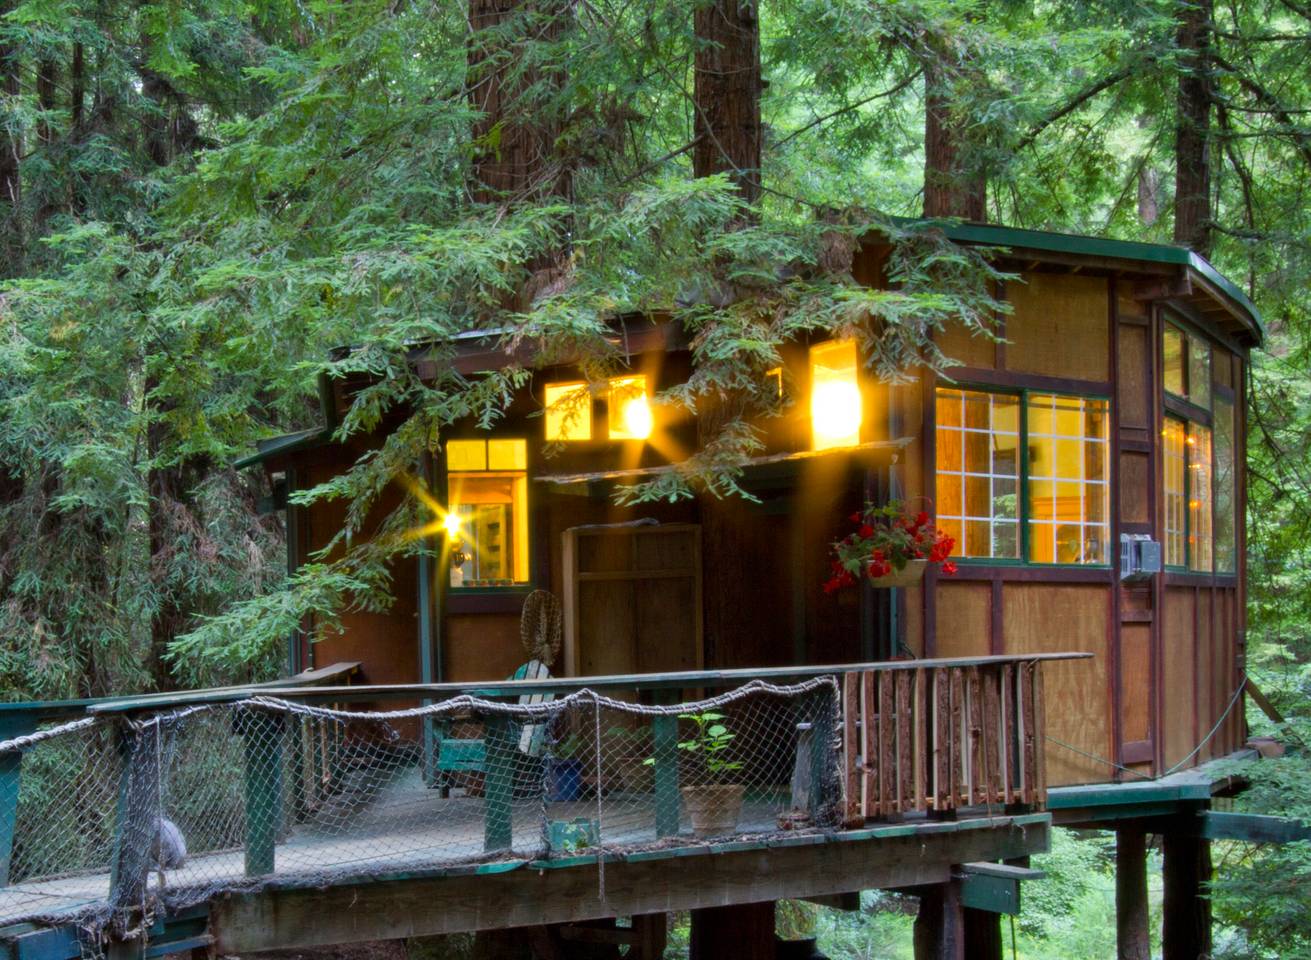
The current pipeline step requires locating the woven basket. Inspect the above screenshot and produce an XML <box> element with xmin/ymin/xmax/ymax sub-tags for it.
<box><xmin>868</xmin><ymin>558</ymin><xmax>928</xmax><ymax>589</ymax></box>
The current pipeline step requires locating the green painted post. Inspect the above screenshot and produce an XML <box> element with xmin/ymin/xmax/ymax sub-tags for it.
<box><xmin>0</xmin><ymin>715</ymin><xmax>37</xmax><ymax>887</ymax></box>
<box><xmin>240</xmin><ymin>710</ymin><xmax>284</xmax><ymax>877</ymax></box>
<box><xmin>653</xmin><ymin>693</ymin><xmax>680</xmax><ymax>838</ymax></box>
<box><xmin>483</xmin><ymin>716</ymin><xmax>514</xmax><ymax>852</ymax></box>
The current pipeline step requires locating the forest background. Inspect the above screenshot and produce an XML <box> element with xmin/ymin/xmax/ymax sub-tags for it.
<box><xmin>1</xmin><ymin>0</ymin><xmax>1310</xmax><ymax>956</ymax></box>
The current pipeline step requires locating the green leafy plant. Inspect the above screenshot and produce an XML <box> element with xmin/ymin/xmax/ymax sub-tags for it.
<box><xmin>675</xmin><ymin>712</ymin><xmax>742</xmax><ymax>781</ymax></box>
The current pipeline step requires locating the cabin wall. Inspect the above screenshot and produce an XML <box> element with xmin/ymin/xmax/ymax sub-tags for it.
<box><xmin>907</xmin><ymin>269</ymin><xmax>1249</xmax><ymax>786</ymax></box>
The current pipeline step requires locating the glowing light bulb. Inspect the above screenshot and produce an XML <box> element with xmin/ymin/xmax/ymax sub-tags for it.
<box><xmin>811</xmin><ymin>379</ymin><xmax>862</xmax><ymax>450</ymax></box>
<box><xmin>444</xmin><ymin>512</ymin><xmax>461</xmax><ymax>537</ymax></box>
<box><xmin>621</xmin><ymin>394</ymin><xmax>654</xmax><ymax>440</ymax></box>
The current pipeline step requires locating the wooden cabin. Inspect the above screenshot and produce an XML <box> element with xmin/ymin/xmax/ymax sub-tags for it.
<box><xmin>242</xmin><ymin>222</ymin><xmax>1261</xmax><ymax>794</ymax></box>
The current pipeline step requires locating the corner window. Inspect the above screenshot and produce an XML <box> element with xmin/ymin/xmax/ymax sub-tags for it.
<box><xmin>935</xmin><ymin>387</ymin><xmax>1109</xmax><ymax>565</ymax></box>
<box><xmin>1164</xmin><ymin>321</ymin><xmax>1211</xmax><ymax>408</ymax></box>
<box><xmin>810</xmin><ymin>340</ymin><xmax>863</xmax><ymax>450</ymax></box>
<box><xmin>544</xmin><ymin>382</ymin><xmax>592</xmax><ymax>441</ymax></box>
<box><xmin>445</xmin><ymin>438</ymin><xmax>529</xmax><ymax>588</ymax></box>
<box><xmin>1188</xmin><ymin>423</ymin><xmax>1213</xmax><ymax>572</ymax></box>
<box><xmin>1214</xmin><ymin>396</ymin><xmax>1237</xmax><ymax>573</ymax></box>
<box><xmin>1163</xmin><ymin>419</ymin><xmax>1187</xmax><ymax>567</ymax></box>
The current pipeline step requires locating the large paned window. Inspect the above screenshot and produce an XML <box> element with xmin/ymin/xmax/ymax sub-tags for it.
<box><xmin>935</xmin><ymin>389</ymin><xmax>1020</xmax><ymax>559</ymax></box>
<box><xmin>935</xmin><ymin>387</ymin><xmax>1108</xmax><ymax>565</ymax></box>
<box><xmin>1161</xmin><ymin>317</ymin><xmax>1237</xmax><ymax>575</ymax></box>
<box><xmin>1188</xmin><ymin>423</ymin><xmax>1213</xmax><ymax>572</ymax></box>
<box><xmin>1214</xmin><ymin>395</ymin><xmax>1237</xmax><ymax>573</ymax></box>
<box><xmin>1163</xmin><ymin>419</ymin><xmax>1187</xmax><ymax>567</ymax></box>
<box><xmin>446</xmin><ymin>438</ymin><xmax>530</xmax><ymax>588</ymax></box>
<box><xmin>1027</xmin><ymin>394</ymin><xmax>1111</xmax><ymax>564</ymax></box>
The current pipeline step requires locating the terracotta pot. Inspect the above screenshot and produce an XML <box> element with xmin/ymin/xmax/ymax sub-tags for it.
<box><xmin>681</xmin><ymin>784</ymin><xmax>745</xmax><ymax>838</ymax></box>
<box><xmin>868</xmin><ymin>558</ymin><xmax>927</xmax><ymax>589</ymax></box>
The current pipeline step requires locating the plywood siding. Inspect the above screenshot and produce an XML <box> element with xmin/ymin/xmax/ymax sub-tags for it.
<box><xmin>1002</xmin><ymin>584</ymin><xmax>1111</xmax><ymax>785</ymax></box>
<box><xmin>937</xmin><ymin>320</ymin><xmax>995</xmax><ymax>369</ymax></box>
<box><xmin>933</xmin><ymin>581</ymin><xmax>992</xmax><ymax>659</ymax></box>
<box><xmin>1117</xmin><ymin>323</ymin><xmax>1151</xmax><ymax>428</ymax></box>
<box><xmin>1006</xmin><ymin>273</ymin><xmax>1110</xmax><ymax>382</ymax></box>
<box><xmin>1121</xmin><ymin>622</ymin><xmax>1152</xmax><ymax>745</ymax></box>
<box><xmin>1119</xmin><ymin>452</ymin><xmax>1151</xmax><ymax>525</ymax></box>
<box><xmin>1162</xmin><ymin>588</ymin><xmax>1197</xmax><ymax>770</ymax></box>
<box><xmin>445</xmin><ymin>614</ymin><xmax>523</xmax><ymax>682</ymax></box>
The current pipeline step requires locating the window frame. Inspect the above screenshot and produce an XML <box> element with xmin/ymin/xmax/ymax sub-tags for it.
<box><xmin>934</xmin><ymin>381</ymin><xmax>1113</xmax><ymax>569</ymax></box>
<box><xmin>443</xmin><ymin>436</ymin><xmax>533</xmax><ymax>593</ymax></box>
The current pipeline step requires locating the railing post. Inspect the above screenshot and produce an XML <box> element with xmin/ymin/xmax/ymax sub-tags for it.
<box><xmin>652</xmin><ymin>691</ymin><xmax>680</xmax><ymax>838</ymax></box>
<box><xmin>108</xmin><ymin>720</ymin><xmax>160</xmax><ymax>911</ymax></box>
<box><xmin>808</xmin><ymin>681</ymin><xmax>837</xmax><ymax>824</ymax></box>
<box><xmin>483</xmin><ymin>715</ymin><xmax>514</xmax><ymax>852</ymax></box>
<box><xmin>0</xmin><ymin>714</ymin><xmax>39</xmax><ymax>887</ymax></box>
<box><xmin>238</xmin><ymin>708</ymin><xmax>284</xmax><ymax>877</ymax></box>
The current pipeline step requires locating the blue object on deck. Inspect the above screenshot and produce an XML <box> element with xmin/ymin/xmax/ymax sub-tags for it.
<box><xmin>546</xmin><ymin>758</ymin><xmax>584</xmax><ymax>802</ymax></box>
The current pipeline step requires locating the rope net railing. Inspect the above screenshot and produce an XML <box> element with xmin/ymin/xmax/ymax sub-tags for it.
<box><xmin>0</xmin><ymin>678</ymin><xmax>841</xmax><ymax>933</ymax></box>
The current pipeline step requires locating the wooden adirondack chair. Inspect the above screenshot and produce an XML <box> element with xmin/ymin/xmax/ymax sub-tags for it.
<box><xmin>434</xmin><ymin>659</ymin><xmax>554</xmax><ymax>793</ymax></box>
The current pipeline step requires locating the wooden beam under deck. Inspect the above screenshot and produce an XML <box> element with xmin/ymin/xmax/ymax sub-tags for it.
<box><xmin>209</xmin><ymin>815</ymin><xmax>1050</xmax><ymax>954</ymax></box>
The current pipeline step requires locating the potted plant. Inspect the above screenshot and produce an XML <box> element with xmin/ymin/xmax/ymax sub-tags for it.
<box><xmin>673</xmin><ymin>711</ymin><xmax>745</xmax><ymax>838</ymax></box>
<box><xmin>824</xmin><ymin>501</ymin><xmax>957</xmax><ymax>592</ymax></box>
<box><xmin>548</xmin><ymin>816</ymin><xmax>599</xmax><ymax>854</ymax></box>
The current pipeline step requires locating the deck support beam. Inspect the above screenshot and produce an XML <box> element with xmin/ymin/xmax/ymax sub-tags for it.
<box><xmin>690</xmin><ymin>901</ymin><xmax>775</xmax><ymax>960</ymax></box>
<box><xmin>913</xmin><ymin>880</ymin><xmax>964</xmax><ymax>960</ymax></box>
<box><xmin>210</xmin><ymin>816</ymin><xmax>1048</xmax><ymax>954</ymax></box>
<box><xmin>1162</xmin><ymin>831</ymin><xmax>1211</xmax><ymax>960</ymax></box>
<box><xmin>1116</xmin><ymin>822</ymin><xmax>1150</xmax><ymax>960</ymax></box>
<box><xmin>962</xmin><ymin>908</ymin><xmax>1001</xmax><ymax>960</ymax></box>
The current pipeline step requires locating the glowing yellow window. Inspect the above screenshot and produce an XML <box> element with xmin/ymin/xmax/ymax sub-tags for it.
<box><xmin>810</xmin><ymin>340</ymin><xmax>862</xmax><ymax>450</ymax></box>
<box><xmin>445</xmin><ymin>438</ymin><xmax>529</xmax><ymax>589</ymax></box>
<box><xmin>609</xmin><ymin>375</ymin><xmax>653</xmax><ymax>440</ymax></box>
<box><xmin>1163</xmin><ymin>326</ymin><xmax>1185</xmax><ymax>397</ymax></box>
<box><xmin>544</xmin><ymin>382</ymin><xmax>592</xmax><ymax>441</ymax></box>
<box><xmin>1163</xmin><ymin>419</ymin><xmax>1186</xmax><ymax>567</ymax></box>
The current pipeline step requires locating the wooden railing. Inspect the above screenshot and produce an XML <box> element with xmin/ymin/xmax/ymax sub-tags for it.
<box><xmin>840</xmin><ymin>658</ymin><xmax>1051</xmax><ymax>825</ymax></box>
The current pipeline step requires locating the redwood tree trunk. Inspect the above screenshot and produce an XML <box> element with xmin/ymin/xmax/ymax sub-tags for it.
<box><xmin>692</xmin><ymin>0</ymin><xmax>762</xmax><ymax>204</ymax></box>
<box><xmin>468</xmin><ymin>0</ymin><xmax>570</xmax><ymax>204</ymax></box>
<box><xmin>923</xmin><ymin>57</ymin><xmax>985</xmax><ymax>220</ymax></box>
<box><xmin>1174</xmin><ymin>0</ymin><xmax>1213</xmax><ymax>256</ymax></box>
<box><xmin>0</xmin><ymin>2</ymin><xmax>20</xmax><ymax>270</ymax></box>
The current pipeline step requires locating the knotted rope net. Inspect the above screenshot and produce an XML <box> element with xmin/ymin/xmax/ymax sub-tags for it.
<box><xmin>0</xmin><ymin>678</ymin><xmax>841</xmax><ymax>945</ymax></box>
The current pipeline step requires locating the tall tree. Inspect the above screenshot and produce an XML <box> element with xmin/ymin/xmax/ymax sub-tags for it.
<box><xmin>1174</xmin><ymin>0</ymin><xmax>1214</xmax><ymax>255</ymax></box>
<box><xmin>692</xmin><ymin>0</ymin><xmax>762</xmax><ymax>204</ymax></box>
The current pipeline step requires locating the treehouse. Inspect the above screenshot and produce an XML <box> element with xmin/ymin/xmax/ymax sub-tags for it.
<box><xmin>242</xmin><ymin>221</ymin><xmax>1261</xmax><ymax>792</ymax></box>
<box><xmin>0</xmin><ymin>223</ymin><xmax>1265</xmax><ymax>960</ymax></box>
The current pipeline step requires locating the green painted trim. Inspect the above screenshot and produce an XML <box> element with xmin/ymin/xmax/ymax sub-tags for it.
<box><xmin>233</xmin><ymin>427</ymin><xmax>332</xmax><ymax>470</ymax></box>
<box><xmin>959</xmin><ymin>872</ymin><xmax>1021</xmax><ymax>915</ymax></box>
<box><xmin>1198</xmin><ymin>811</ymin><xmax>1311</xmax><ymax>844</ymax></box>
<box><xmin>894</xmin><ymin>219</ymin><xmax>1264</xmax><ymax>342</ymax></box>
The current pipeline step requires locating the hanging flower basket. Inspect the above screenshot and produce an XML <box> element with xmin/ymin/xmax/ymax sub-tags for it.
<box><xmin>824</xmin><ymin>501</ymin><xmax>956</xmax><ymax>595</ymax></box>
<box><xmin>868</xmin><ymin>557</ymin><xmax>928</xmax><ymax>589</ymax></box>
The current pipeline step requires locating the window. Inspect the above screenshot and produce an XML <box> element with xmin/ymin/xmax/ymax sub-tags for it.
<box><xmin>810</xmin><ymin>340</ymin><xmax>862</xmax><ymax>450</ymax></box>
<box><xmin>1163</xmin><ymin>326</ymin><xmax>1185</xmax><ymax>396</ymax></box>
<box><xmin>935</xmin><ymin>388</ymin><xmax>1020</xmax><ymax>559</ymax></box>
<box><xmin>1163</xmin><ymin>419</ymin><xmax>1187</xmax><ymax>567</ymax></box>
<box><xmin>445</xmin><ymin>438</ymin><xmax>529</xmax><ymax>588</ymax></box>
<box><xmin>1188</xmin><ymin>423</ymin><xmax>1213</xmax><ymax>572</ymax></box>
<box><xmin>1164</xmin><ymin>321</ymin><xmax>1211</xmax><ymax>408</ymax></box>
<box><xmin>1214</xmin><ymin>395</ymin><xmax>1237</xmax><ymax>573</ymax></box>
<box><xmin>544</xmin><ymin>382</ymin><xmax>592</xmax><ymax>441</ymax></box>
<box><xmin>1027</xmin><ymin>394</ymin><xmax>1110</xmax><ymax>564</ymax></box>
<box><xmin>608</xmin><ymin>375</ymin><xmax>653</xmax><ymax>440</ymax></box>
<box><xmin>935</xmin><ymin>387</ymin><xmax>1108</xmax><ymax>565</ymax></box>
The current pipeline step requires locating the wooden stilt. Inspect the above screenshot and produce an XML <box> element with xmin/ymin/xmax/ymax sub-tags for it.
<box><xmin>963</xmin><ymin>907</ymin><xmax>1002</xmax><ymax>960</ymax></box>
<box><xmin>1162</xmin><ymin>831</ymin><xmax>1212</xmax><ymax>960</ymax></box>
<box><xmin>1117</xmin><ymin>822</ymin><xmax>1151</xmax><ymax>960</ymax></box>
<box><xmin>690</xmin><ymin>901</ymin><xmax>776</xmax><ymax>960</ymax></box>
<box><xmin>913</xmin><ymin>881</ymin><xmax>964</xmax><ymax>960</ymax></box>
